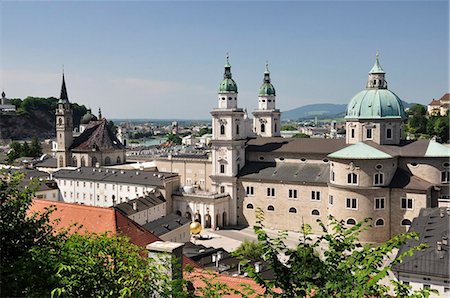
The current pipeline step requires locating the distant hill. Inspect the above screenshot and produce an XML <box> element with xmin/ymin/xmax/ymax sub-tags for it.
<box><xmin>282</xmin><ymin>100</ymin><xmax>414</xmax><ymax>121</ymax></box>
<box><xmin>0</xmin><ymin>97</ymin><xmax>87</xmax><ymax>140</ymax></box>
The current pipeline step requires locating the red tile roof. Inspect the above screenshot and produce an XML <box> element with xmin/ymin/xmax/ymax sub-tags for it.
<box><xmin>438</xmin><ymin>93</ymin><xmax>449</xmax><ymax>103</ymax></box>
<box><xmin>428</xmin><ymin>99</ymin><xmax>441</xmax><ymax>106</ymax></box>
<box><xmin>29</xmin><ymin>199</ymin><xmax>199</xmax><ymax>268</ymax></box>
<box><xmin>185</xmin><ymin>269</ymin><xmax>278</xmax><ymax>297</ymax></box>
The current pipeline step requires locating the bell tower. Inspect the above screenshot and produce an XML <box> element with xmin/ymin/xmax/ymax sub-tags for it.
<box><xmin>210</xmin><ymin>55</ymin><xmax>246</xmax><ymax>226</ymax></box>
<box><xmin>253</xmin><ymin>63</ymin><xmax>281</xmax><ymax>137</ymax></box>
<box><xmin>55</xmin><ymin>72</ymin><xmax>73</xmax><ymax>168</ymax></box>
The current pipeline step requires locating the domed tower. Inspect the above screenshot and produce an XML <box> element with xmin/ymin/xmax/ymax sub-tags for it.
<box><xmin>55</xmin><ymin>72</ymin><xmax>73</xmax><ymax>168</ymax></box>
<box><xmin>253</xmin><ymin>63</ymin><xmax>281</xmax><ymax>137</ymax></box>
<box><xmin>210</xmin><ymin>55</ymin><xmax>246</xmax><ymax>226</ymax></box>
<box><xmin>345</xmin><ymin>53</ymin><xmax>407</xmax><ymax>145</ymax></box>
<box><xmin>79</xmin><ymin>108</ymin><xmax>98</xmax><ymax>133</ymax></box>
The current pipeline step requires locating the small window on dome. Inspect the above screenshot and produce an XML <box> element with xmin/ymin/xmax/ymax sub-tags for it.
<box><xmin>268</xmin><ymin>99</ymin><xmax>272</xmax><ymax>102</ymax></box>
<box><xmin>323</xmin><ymin>159</ymin><xmax>329</xmax><ymax>163</ymax></box>
<box><xmin>259</xmin><ymin>156</ymin><xmax>265</xmax><ymax>161</ymax></box>
<box><xmin>375</xmin><ymin>164</ymin><xmax>383</xmax><ymax>170</ymax></box>
<box><xmin>300</xmin><ymin>158</ymin><xmax>306</xmax><ymax>162</ymax></box>
<box><xmin>443</xmin><ymin>162</ymin><xmax>449</xmax><ymax>168</ymax></box>
<box><xmin>410</xmin><ymin>162</ymin><xmax>418</xmax><ymax>167</ymax></box>
<box><xmin>228</xmin><ymin>97</ymin><xmax>232</xmax><ymax>100</ymax></box>
<box><xmin>279</xmin><ymin>157</ymin><xmax>285</xmax><ymax>161</ymax></box>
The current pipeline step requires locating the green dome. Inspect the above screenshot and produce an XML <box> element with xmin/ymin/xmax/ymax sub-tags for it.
<box><xmin>259</xmin><ymin>82</ymin><xmax>276</xmax><ymax>96</ymax></box>
<box><xmin>345</xmin><ymin>89</ymin><xmax>407</xmax><ymax>120</ymax></box>
<box><xmin>218</xmin><ymin>78</ymin><xmax>238</xmax><ymax>93</ymax></box>
<box><xmin>81</xmin><ymin>109</ymin><xmax>98</xmax><ymax>124</ymax></box>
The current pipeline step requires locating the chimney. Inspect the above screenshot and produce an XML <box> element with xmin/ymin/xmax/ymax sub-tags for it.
<box><xmin>147</xmin><ymin>241</ymin><xmax>184</xmax><ymax>289</ymax></box>
<box><xmin>132</xmin><ymin>201</ymin><xmax>137</xmax><ymax>211</ymax></box>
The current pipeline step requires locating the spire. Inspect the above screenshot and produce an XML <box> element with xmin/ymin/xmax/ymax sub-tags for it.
<box><xmin>98</xmin><ymin>107</ymin><xmax>102</xmax><ymax>120</ymax></box>
<box><xmin>369</xmin><ymin>51</ymin><xmax>385</xmax><ymax>74</ymax></box>
<box><xmin>59</xmin><ymin>71</ymin><xmax>69</xmax><ymax>102</ymax></box>
<box><xmin>263</xmin><ymin>61</ymin><xmax>271</xmax><ymax>83</ymax></box>
<box><xmin>223</xmin><ymin>53</ymin><xmax>232</xmax><ymax>79</ymax></box>
<box><xmin>1</xmin><ymin>91</ymin><xmax>5</xmax><ymax>98</ymax></box>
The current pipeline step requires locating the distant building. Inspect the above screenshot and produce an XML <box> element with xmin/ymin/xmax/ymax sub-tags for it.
<box><xmin>0</xmin><ymin>91</ymin><xmax>16</xmax><ymax>112</ymax></box>
<box><xmin>142</xmin><ymin>213</ymin><xmax>191</xmax><ymax>243</ymax></box>
<box><xmin>427</xmin><ymin>93</ymin><xmax>449</xmax><ymax>116</ymax></box>
<box><xmin>393</xmin><ymin>207</ymin><xmax>449</xmax><ymax>297</ymax></box>
<box><xmin>114</xmin><ymin>194</ymin><xmax>167</xmax><ymax>225</ymax></box>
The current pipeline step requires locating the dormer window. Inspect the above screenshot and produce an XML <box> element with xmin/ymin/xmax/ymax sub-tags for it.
<box><xmin>347</xmin><ymin>173</ymin><xmax>358</xmax><ymax>185</ymax></box>
<box><xmin>366</xmin><ymin>128</ymin><xmax>373</xmax><ymax>139</ymax></box>
<box><xmin>374</xmin><ymin>172</ymin><xmax>384</xmax><ymax>185</ymax></box>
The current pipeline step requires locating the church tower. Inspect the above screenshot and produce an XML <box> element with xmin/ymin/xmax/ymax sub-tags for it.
<box><xmin>55</xmin><ymin>73</ymin><xmax>73</xmax><ymax>167</ymax></box>
<box><xmin>210</xmin><ymin>56</ymin><xmax>246</xmax><ymax>226</ymax></box>
<box><xmin>253</xmin><ymin>63</ymin><xmax>281</xmax><ymax>137</ymax></box>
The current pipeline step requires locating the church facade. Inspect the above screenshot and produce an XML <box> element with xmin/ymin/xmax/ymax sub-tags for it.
<box><xmin>159</xmin><ymin>55</ymin><xmax>450</xmax><ymax>243</ymax></box>
<box><xmin>55</xmin><ymin>74</ymin><xmax>126</xmax><ymax>168</ymax></box>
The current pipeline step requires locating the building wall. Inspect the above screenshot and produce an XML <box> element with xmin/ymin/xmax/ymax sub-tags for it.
<box><xmin>154</xmin><ymin>158</ymin><xmax>212</xmax><ymax>192</ymax></box>
<box><xmin>127</xmin><ymin>202</ymin><xmax>167</xmax><ymax>225</ymax></box>
<box><xmin>397</xmin><ymin>272</ymin><xmax>449</xmax><ymax>298</ymax></box>
<box><xmin>159</xmin><ymin>224</ymin><xmax>191</xmax><ymax>243</ymax></box>
<box><xmin>35</xmin><ymin>188</ymin><xmax>60</xmax><ymax>201</ymax></box>
<box><xmin>400</xmin><ymin>157</ymin><xmax>449</xmax><ymax>185</ymax></box>
<box><xmin>346</xmin><ymin>120</ymin><xmax>402</xmax><ymax>145</ymax></box>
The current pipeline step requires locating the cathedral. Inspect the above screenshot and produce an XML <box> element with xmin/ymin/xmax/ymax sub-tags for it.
<box><xmin>159</xmin><ymin>54</ymin><xmax>450</xmax><ymax>243</ymax></box>
<box><xmin>55</xmin><ymin>74</ymin><xmax>126</xmax><ymax>168</ymax></box>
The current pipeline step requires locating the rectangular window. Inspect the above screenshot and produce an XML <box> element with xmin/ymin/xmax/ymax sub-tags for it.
<box><xmin>442</xmin><ymin>171</ymin><xmax>450</xmax><ymax>183</ymax></box>
<box><xmin>329</xmin><ymin>195</ymin><xmax>334</xmax><ymax>206</ymax></box>
<box><xmin>401</xmin><ymin>197</ymin><xmax>414</xmax><ymax>210</ymax></box>
<box><xmin>366</xmin><ymin>128</ymin><xmax>372</xmax><ymax>139</ymax></box>
<box><xmin>220</xmin><ymin>164</ymin><xmax>225</xmax><ymax>174</ymax></box>
<box><xmin>374</xmin><ymin>173</ymin><xmax>384</xmax><ymax>185</ymax></box>
<box><xmin>246</xmin><ymin>186</ymin><xmax>254</xmax><ymax>196</ymax></box>
<box><xmin>83</xmin><ymin>182</ymin><xmax>86</xmax><ymax>187</ymax></box>
<box><xmin>375</xmin><ymin>197</ymin><xmax>385</xmax><ymax>210</ymax></box>
<box><xmin>220</xmin><ymin>186</ymin><xmax>225</xmax><ymax>193</ymax></box>
<box><xmin>311</xmin><ymin>191</ymin><xmax>321</xmax><ymax>201</ymax></box>
<box><xmin>267</xmin><ymin>188</ymin><xmax>275</xmax><ymax>197</ymax></box>
<box><xmin>386</xmin><ymin>128</ymin><xmax>392</xmax><ymax>139</ymax></box>
<box><xmin>289</xmin><ymin>189</ymin><xmax>298</xmax><ymax>199</ymax></box>
<box><xmin>346</xmin><ymin>198</ymin><xmax>358</xmax><ymax>210</ymax></box>
<box><xmin>331</xmin><ymin>170</ymin><xmax>335</xmax><ymax>182</ymax></box>
<box><xmin>347</xmin><ymin>173</ymin><xmax>358</xmax><ymax>185</ymax></box>
<box><xmin>351</xmin><ymin>128</ymin><xmax>355</xmax><ymax>138</ymax></box>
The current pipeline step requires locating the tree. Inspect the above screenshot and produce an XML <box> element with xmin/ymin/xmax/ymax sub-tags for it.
<box><xmin>293</xmin><ymin>133</ymin><xmax>310</xmax><ymax>138</ymax></box>
<box><xmin>232</xmin><ymin>239</ymin><xmax>264</xmax><ymax>261</ymax></box>
<box><xmin>30</xmin><ymin>136</ymin><xmax>43</xmax><ymax>158</ymax></box>
<box><xmin>7</xmin><ymin>141</ymin><xmax>21</xmax><ymax>163</ymax></box>
<box><xmin>281</xmin><ymin>124</ymin><xmax>298</xmax><ymax>131</ymax></box>
<box><xmin>406</xmin><ymin>104</ymin><xmax>427</xmax><ymax>135</ymax></box>
<box><xmin>167</xmin><ymin>133</ymin><xmax>182</xmax><ymax>145</ymax></box>
<box><xmin>427</xmin><ymin>113</ymin><xmax>449</xmax><ymax>143</ymax></box>
<box><xmin>239</xmin><ymin>209</ymin><xmax>436</xmax><ymax>298</ymax></box>
<box><xmin>21</xmin><ymin>141</ymin><xmax>30</xmax><ymax>156</ymax></box>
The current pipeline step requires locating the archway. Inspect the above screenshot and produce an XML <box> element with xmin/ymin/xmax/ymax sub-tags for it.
<box><xmin>204</xmin><ymin>214</ymin><xmax>211</xmax><ymax>228</ymax></box>
<box><xmin>117</xmin><ymin>156</ymin><xmax>121</xmax><ymax>164</ymax></box>
<box><xmin>186</xmin><ymin>212</ymin><xmax>192</xmax><ymax>220</ymax></box>
<box><xmin>105</xmin><ymin>156</ymin><xmax>111</xmax><ymax>165</ymax></box>
<box><xmin>194</xmin><ymin>212</ymin><xmax>201</xmax><ymax>224</ymax></box>
<box><xmin>222</xmin><ymin>212</ymin><xmax>227</xmax><ymax>226</ymax></box>
<box><xmin>80</xmin><ymin>156</ymin><xmax>86</xmax><ymax>167</ymax></box>
<box><xmin>215</xmin><ymin>213</ymin><xmax>221</xmax><ymax>228</ymax></box>
<box><xmin>176</xmin><ymin>210</ymin><xmax>182</xmax><ymax>216</ymax></box>
<box><xmin>91</xmin><ymin>157</ymin><xmax>98</xmax><ymax>167</ymax></box>
<box><xmin>72</xmin><ymin>156</ymin><xmax>77</xmax><ymax>167</ymax></box>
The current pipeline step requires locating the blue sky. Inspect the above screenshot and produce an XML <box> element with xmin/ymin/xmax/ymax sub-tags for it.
<box><xmin>0</xmin><ymin>1</ymin><xmax>448</xmax><ymax>119</ymax></box>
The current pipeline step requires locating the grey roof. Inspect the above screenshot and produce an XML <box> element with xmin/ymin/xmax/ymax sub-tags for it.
<box><xmin>34</xmin><ymin>157</ymin><xmax>57</xmax><ymax>168</ymax></box>
<box><xmin>142</xmin><ymin>213</ymin><xmax>190</xmax><ymax>236</ymax></box>
<box><xmin>393</xmin><ymin>208</ymin><xmax>449</xmax><ymax>279</ymax></box>
<box><xmin>114</xmin><ymin>194</ymin><xmax>166</xmax><ymax>216</ymax></box>
<box><xmin>367</xmin><ymin>140</ymin><xmax>442</xmax><ymax>158</ymax></box>
<box><xmin>389</xmin><ymin>168</ymin><xmax>433</xmax><ymax>191</ymax></box>
<box><xmin>246</xmin><ymin>137</ymin><xmax>346</xmax><ymax>155</ymax></box>
<box><xmin>238</xmin><ymin>161</ymin><xmax>330</xmax><ymax>184</ymax></box>
<box><xmin>53</xmin><ymin>167</ymin><xmax>178</xmax><ymax>187</ymax></box>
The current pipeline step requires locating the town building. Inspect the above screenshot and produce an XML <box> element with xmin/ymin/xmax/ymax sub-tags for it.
<box><xmin>0</xmin><ymin>91</ymin><xmax>16</xmax><ymax>112</ymax></box>
<box><xmin>393</xmin><ymin>207</ymin><xmax>449</xmax><ymax>297</ymax></box>
<box><xmin>427</xmin><ymin>93</ymin><xmax>449</xmax><ymax>116</ymax></box>
<box><xmin>142</xmin><ymin>213</ymin><xmax>191</xmax><ymax>243</ymax></box>
<box><xmin>114</xmin><ymin>194</ymin><xmax>167</xmax><ymax>225</ymax></box>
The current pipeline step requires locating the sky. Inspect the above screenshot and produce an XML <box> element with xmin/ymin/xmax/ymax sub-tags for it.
<box><xmin>0</xmin><ymin>1</ymin><xmax>448</xmax><ymax>119</ymax></box>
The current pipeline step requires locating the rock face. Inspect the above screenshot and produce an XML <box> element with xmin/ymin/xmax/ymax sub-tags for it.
<box><xmin>0</xmin><ymin>110</ymin><xmax>55</xmax><ymax>140</ymax></box>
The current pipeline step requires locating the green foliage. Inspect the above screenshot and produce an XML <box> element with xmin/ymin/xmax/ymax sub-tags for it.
<box><xmin>167</xmin><ymin>133</ymin><xmax>182</xmax><ymax>145</ymax></box>
<box><xmin>239</xmin><ymin>209</ymin><xmax>431</xmax><ymax>298</ymax></box>
<box><xmin>406</xmin><ymin>104</ymin><xmax>427</xmax><ymax>135</ymax></box>
<box><xmin>30</xmin><ymin>136</ymin><xmax>43</xmax><ymax>158</ymax></box>
<box><xmin>281</xmin><ymin>124</ymin><xmax>298</xmax><ymax>131</ymax></box>
<box><xmin>232</xmin><ymin>239</ymin><xmax>264</xmax><ymax>261</ymax></box>
<box><xmin>405</xmin><ymin>104</ymin><xmax>449</xmax><ymax>142</ymax></box>
<box><xmin>108</xmin><ymin>120</ymin><xmax>118</xmax><ymax>135</ymax></box>
<box><xmin>293</xmin><ymin>133</ymin><xmax>310</xmax><ymax>138</ymax></box>
<box><xmin>7</xmin><ymin>138</ymin><xmax>43</xmax><ymax>163</ymax></box>
<box><xmin>7</xmin><ymin>141</ymin><xmax>21</xmax><ymax>162</ymax></box>
<box><xmin>193</xmin><ymin>127</ymin><xmax>212</xmax><ymax>137</ymax></box>
<box><xmin>132</xmin><ymin>131</ymin><xmax>154</xmax><ymax>139</ymax></box>
<box><xmin>427</xmin><ymin>113</ymin><xmax>449</xmax><ymax>143</ymax></box>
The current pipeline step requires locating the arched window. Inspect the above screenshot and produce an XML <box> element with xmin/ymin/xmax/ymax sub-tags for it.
<box><xmin>176</xmin><ymin>210</ymin><xmax>182</xmax><ymax>216</ymax></box>
<box><xmin>347</xmin><ymin>173</ymin><xmax>358</xmax><ymax>185</ymax></box>
<box><xmin>346</xmin><ymin>218</ymin><xmax>356</xmax><ymax>226</ymax></box>
<box><xmin>236</xmin><ymin>124</ymin><xmax>239</xmax><ymax>135</ymax></box>
<box><xmin>72</xmin><ymin>156</ymin><xmax>77</xmax><ymax>167</ymax></box>
<box><xmin>261</xmin><ymin>123</ymin><xmax>265</xmax><ymax>133</ymax></box>
<box><xmin>105</xmin><ymin>156</ymin><xmax>111</xmax><ymax>165</ymax></box>
<box><xmin>374</xmin><ymin>172</ymin><xmax>384</xmax><ymax>185</ymax></box>
<box><xmin>204</xmin><ymin>214</ymin><xmax>211</xmax><ymax>228</ymax></box>
<box><xmin>186</xmin><ymin>212</ymin><xmax>192</xmax><ymax>220</ymax></box>
<box><xmin>267</xmin><ymin>205</ymin><xmax>274</xmax><ymax>211</ymax></box>
<box><xmin>117</xmin><ymin>156</ymin><xmax>121</xmax><ymax>164</ymax></box>
<box><xmin>80</xmin><ymin>156</ymin><xmax>86</xmax><ymax>167</ymax></box>
<box><xmin>401</xmin><ymin>219</ymin><xmax>412</xmax><ymax>226</ymax></box>
<box><xmin>289</xmin><ymin>207</ymin><xmax>297</xmax><ymax>213</ymax></box>
<box><xmin>220</xmin><ymin>125</ymin><xmax>225</xmax><ymax>135</ymax></box>
<box><xmin>375</xmin><ymin>218</ymin><xmax>384</xmax><ymax>226</ymax></box>
<box><xmin>58</xmin><ymin>118</ymin><xmax>62</xmax><ymax>125</ymax></box>
<box><xmin>91</xmin><ymin>157</ymin><xmax>98</xmax><ymax>167</ymax></box>
<box><xmin>311</xmin><ymin>209</ymin><xmax>320</xmax><ymax>216</ymax></box>
<box><xmin>246</xmin><ymin>203</ymin><xmax>254</xmax><ymax>209</ymax></box>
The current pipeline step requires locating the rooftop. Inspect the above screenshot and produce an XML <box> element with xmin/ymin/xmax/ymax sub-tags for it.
<box><xmin>246</xmin><ymin>137</ymin><xmax>346</xmax><ymax>155</ymax></box>
<box><xmin>114</xmin><ymin>194</ymin><xmax>166</xmax><ymax>216</ymax></box>
<box><xmin>142</xmin><ymin>213</ymin><xmax>191</xmax><ymax>236</ymax></box>
<box><xmin>70</xmin><ymin>119</ymin><xmax>125</xmax><ymax>152</ymax></box>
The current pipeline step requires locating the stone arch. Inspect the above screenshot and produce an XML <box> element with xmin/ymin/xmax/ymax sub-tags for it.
<box><xmin>176</xmin><ymin>210</ymin><xmax>182</xmax><ymax>216</ymax></box>
<box><xmin>204</xmin><ymin>214</ymin><xmax>211</xmax><ymax>228</ymax></box>
<box><xmin>80</xmin><ymin>156</ymin><xmax>86</xmax><ymax>167</ymax></box>
<box><xmin>72</xmin><ymin>156</ymin><xmax>77</xmax><ymax>167</ymax></box>
<box><xmin>91</xmin><ymin>157</ymin><xmax>98</xmax><ymax>167</ymax></box>
<box><xmin>105</xmin><ymin>156</ymin><xmax>111</xmax><ymax>165</ymax></box>
<box><xmin>246</xmin><ymin>203</ymin><xmax>254</xmax><ymax>209</ymax></box>
<box><xmin>311</xmin><ymin>209</ymin><xmax>320</xmax><ymax>216</ymax></box>
<box><xmin>222</xmin><ymin>212</ymin><xmax>227</xmax><ymax>226</ymax></box>
<box><xmin>116</xmin><ymin>156</ymin><xmax>121</xmax><ymax>164</ymax></box>
<box><xmin>289</xmin><ymin>207</ymin><xmax>297</xmax><ymax>213</ymax></box>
